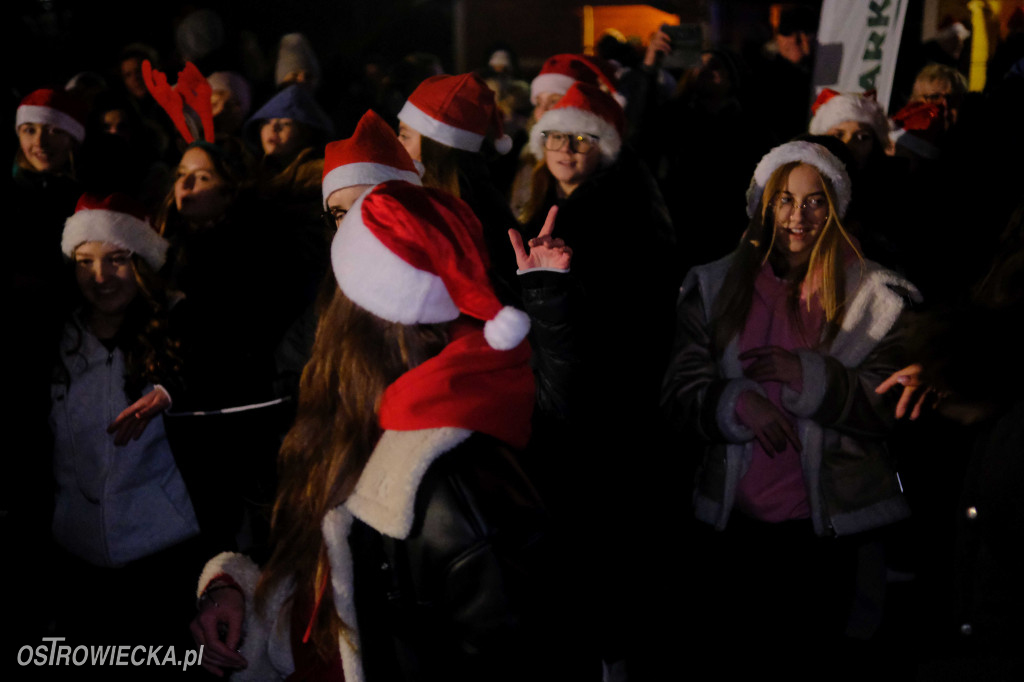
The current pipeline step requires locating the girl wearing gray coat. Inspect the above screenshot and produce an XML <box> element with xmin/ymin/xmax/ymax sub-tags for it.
<box><xmin>662</xmin><ymin>141</ymin><xmax>920</xmax><ymax>675</ymax></box>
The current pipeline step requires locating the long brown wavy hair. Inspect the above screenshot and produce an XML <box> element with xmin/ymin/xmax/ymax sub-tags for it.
<box><xmin>710</xmin><ymin>161</ymin><xmax>862</xmax><ymax>357</ymax></box>
<box><xmin>254</xmin><ymin>286</ymin><xmax>448</xmax><ymax>660</ymax></box>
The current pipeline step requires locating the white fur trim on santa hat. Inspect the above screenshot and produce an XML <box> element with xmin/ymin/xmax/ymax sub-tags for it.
<box><xmin>16</xmin><ymin>104</ymin><xmax>85</xmax><ymax>142</ymax></box>
<box><xmin>809</xmin><ymin>94</ymin><xmax>892</xmax><ymax>149</ymax></box>
<box><xmin>62</xmin><ymin>209</ymin><xmax>169</xmax><ymax>269</ymax></box>
<box><xmin>529</xmin><ymin>107</ymin><xmax>621</xmax><ymax>166</ymax></box>
<box><xmin>331</xmin><ymin>190</ymin><xmax>460</xmax><ymax>325</ymax></box>
<box><xmin>745</xmin><ymin>141</ymin><xmax>852</xmax><ymax>219</ymax></box>
<box><xmin>398</xmin><ymin>101</ymin><xmax>485</xmax><ymax>153</ymax></box>
<box><xmin>322</xmin><ymin>162</ymin><xmax>421</xmax><ymax>209</ymax></box>
<box><xmin>530</xmin><ymin>73</ymin><xmax>576</xmax><ymax>104</ymax></box>
<box><xmin>484</xmin><ymin>306</ymin><xmax>530</xmax><ymax>350</ymax></box>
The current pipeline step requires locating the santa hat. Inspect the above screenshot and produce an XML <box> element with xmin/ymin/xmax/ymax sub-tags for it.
<box><xmin>529</xmin><ymin>81</ymin><xmax>625</xmax><ymax>166</ymax></box>
<box><xmin>808</xmin><ymin>88</ymin><xmax>892</xmax><ymax>148</ymax></box>
<box><xmin>745</xmin><ymin>141</ymin><xmax>852</xmax><ymax>219</ymax></box>
<box><xmin>530</xmin><ymin>53</ymin><xmax>624</xmax><ymax>106</ymax></box>
<box><xmin>62</xmin><ymin>193</ymin><xmax>169</xmax><ymax>269</ymax></box>
<box><xmin>331</xmin><ymin>182</ymin><xmax>530</xmax><ymax>350</ymax></box>
<box><xmin>322</xmin><ymin>110</ymin><xmax>422</xmax><ymax>209</ymax></box>
<box><xmin>16</xmin><ymin>89</ymin><xmax>87</xmax><ymax>142</ymax></box>
<box><xmin>398</xmin><ymin>73</ymin><xmax>512</xmax><ymax>155</ymax></box>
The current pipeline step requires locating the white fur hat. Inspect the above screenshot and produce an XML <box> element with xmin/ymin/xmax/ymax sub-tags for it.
<box><xmin>745</xmin><ymin>141</ymin><xmax>852</xmax><ymax>219</ymax></box>
<box><xmin>62</xmin><ymin>193</ymin><xmax>169</xmax><ymax>269</ymax></box>
<box><xmin>528</xmin><ymin>81</ymin><xmax>625</xmax><ymax>166</ymax></box>
<box><xmin>331</xmin><ymin>182</ymin><xmax>529</xmax><ymax>350</ymax></box>
<box><xmin>809</xmin><ymin>89</ymin><xmax>892</xmax><ymax>149</ymax></box>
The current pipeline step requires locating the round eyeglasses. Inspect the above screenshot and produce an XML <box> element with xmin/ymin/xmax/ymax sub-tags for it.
<box><xmin>541</xmin><ymin>131</ymin><xmax>599</xmax><ymax>154</ymax></box>
<box><xmin>773</xmin><ymin>195</ymin><xmax>828</xmax><ymax>217</ymax></box>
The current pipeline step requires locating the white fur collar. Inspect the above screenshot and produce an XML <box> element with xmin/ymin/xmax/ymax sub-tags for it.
<box><xmin>344</xmin><ymin>426</ymin><xmax>472</xmax><ymax>539</ymax></box>
<box><xmin>321</xmin><ymin>426</ymin><xmax>471</xmax><ymax>682</ymax></box>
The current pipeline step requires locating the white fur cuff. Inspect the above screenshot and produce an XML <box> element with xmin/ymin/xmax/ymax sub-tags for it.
<box><xmin>781</xmin><ymin>350</ymin><xmax>828</xmax><ymax>417</ymax></box>
<box><xmin>197</xmin><ymin>551</ymin><xmax>261</xmax><ymax>599</ymax></box>
<box><xmin>716</xmin><ymin>379</ymin><xmax>765</xmax><ymax>443</ymax></box>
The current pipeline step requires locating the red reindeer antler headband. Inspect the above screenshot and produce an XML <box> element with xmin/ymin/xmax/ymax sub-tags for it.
<box><xmin>142</xmin><ymin>60</ymin><xmax>215</xmax><ymax>144</ymax></box>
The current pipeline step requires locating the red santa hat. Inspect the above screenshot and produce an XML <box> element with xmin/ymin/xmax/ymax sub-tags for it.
<box><xmin>745</xmin><ymin>140</ymin><xmax>852</xmax><ymax>219</ymax></box>
<box><xmin>530</xmin><ymin>53</ymin><xmax>624</xmax><ymax>106</ymax></box>
<box><xmin>397</xmin><ymin>73</ymin><xmax>512</xmax><ymax>155</ymax></box>
<box><xmin>15</xmin><ymin>88</ymin><xmax>87</xmax><ymax>142</ymax></box>
<box><xmin>322</xmin><ymin>109</ymin><xmax>422</xmax><ymax>209</ymax></box>
<box><xmin>808</xmin><ymin>88</ymin><xmax>892</xmax><ymax>149</ymax></box>
<box><xmin>331</xmin><ymin>181</ymin><xmax>530</xmax><ymax>350</ymax></box>
<box><xmin>62</xmin><ymin>193</ymin><xmax>169</xmax><ymax>269</ymax></box>
<box><xmin>528</xmin><ymin>81</ymin><xmax>626</xmax><ymax>166</ymax></box>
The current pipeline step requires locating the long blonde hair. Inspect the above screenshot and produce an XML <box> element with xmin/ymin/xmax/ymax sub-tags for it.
<box><xmin>254</xmin><ymin>287</ymin><xmax>447</xmax><ymax>660</ymax></box>
<box><xmin>711</xmin><ymin>161</ymin><xmax>862</xmax><ymax>356</ymax></box>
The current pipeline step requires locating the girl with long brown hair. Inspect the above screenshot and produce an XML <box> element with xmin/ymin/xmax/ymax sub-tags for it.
<box><xmin>189</xmin><ymin>177</ymin><xmax>591</xmax><ymax>681</ymax></box>
<box><xmin>50</xmin><ymin>192</ymin><xmax>201</xmax><ymax>648</ymax></box>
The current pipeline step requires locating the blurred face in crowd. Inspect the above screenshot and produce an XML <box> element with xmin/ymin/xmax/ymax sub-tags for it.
<box><xmin>102</xmin><ymin>109</ymin><xmax>131</xmax><ymax>139</ymax></box>
<box><xmin>18</xmin><ymin>122</ymin><xmax>75</xmax><ymax>173</ymax></box>
<box><xmin>73</xmin><ymin>241</ymin><xmax>138</xmax><ymax>318</ymax></box>
<box><xmin>120</xmin><ymin>57</ymin><xmax>148</xmax><ymax>100</ymax></box>
<box><xmin>211</xmin><ymin>89</ymin><xmax>245</xmax><ymax>136</ymax></box>
<box><xmin>911</xmin><ymin>77</ymin><xmax>960</xmax><ymax>129</ymax></box>
<box><xmin>174</xmin><ymin>146</ymin><xmax>231</xmax><ymax>226</ymax></box>
<box><xmin>532</xmin><ymin>92</ymin><xmax>562</xmax><ymax>122</ymax></box>
<box><xmin>826</xmin><ymin>121</ymin><xmax>876</xmax><ymax>169</ymax></box>
<box><xmin>324</xmin><ymin>184</ymin><xmax>374</xmax><ymax>228</ymax></box>
<box><xmin>770</xmin><ymin>164</ymin><xmax>829</xmax><ymax>269</ymax></box>
<box><xmin>776</xmin><ymin>30</ymin><xmax>814</xmax><ymax>65</ymax></box>
<box><xmin>542</xmin><ymin>131</ymin><xmax>602</xmax><ymax>197</ymax></box>
<box><xmin>260</xmin><ymin>118</ymin><xmax>310</xmax><ymax>162</ymax></box>
<box><xmin>695</xmin><ymin>52</ymin><xmax>733</xmax><ymax>99</ymax></box>
<box><xmin>397</xmin><ymin>122</ymin><xmax>423</xmax><ymax>162</ymax></box>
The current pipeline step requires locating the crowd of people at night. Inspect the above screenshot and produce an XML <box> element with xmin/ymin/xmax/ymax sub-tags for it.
<box><xmin>5</xmin><ymin>3</ymin><xmax>1024</xmax><ymax>681</ymax></box>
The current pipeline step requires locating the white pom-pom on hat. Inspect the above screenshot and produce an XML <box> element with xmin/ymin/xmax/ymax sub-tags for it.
<box><xmin>484</xmin><ymin>306</ymin><xmax>530</xmax><ymax>350</ymax></box>
<box><xmin>331</xmin><ymin>182</ymin><xmax>530</xmax><ymax>350</ymax></box>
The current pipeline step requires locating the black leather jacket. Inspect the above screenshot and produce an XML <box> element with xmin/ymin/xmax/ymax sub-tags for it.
<box><xmin>349</xmin><ymin>432</ymin><xmax>596</xmax><ymax>682</ymax></box>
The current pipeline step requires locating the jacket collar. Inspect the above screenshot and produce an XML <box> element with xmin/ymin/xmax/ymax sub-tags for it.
<box><xmin>343</xmin><ymin>426</ymin><xmax>472</xmax><ymax>539</ymax></box>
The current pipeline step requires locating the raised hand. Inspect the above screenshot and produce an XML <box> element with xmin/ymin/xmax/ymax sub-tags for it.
<box><xmin>508</xmin><ymin>206</ymin><xmax>572</xmax><ymax>272</ymax></box>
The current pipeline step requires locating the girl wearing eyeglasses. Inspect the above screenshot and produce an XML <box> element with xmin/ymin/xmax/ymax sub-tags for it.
<box><xmin>662</xmin><ymin>140</ymin><xmax>920</xmax><ymax>675</ymax></box>
<box><xmin>512</xmin><ymin>81</ymin><xmax>681</xmax><ymax>674</ymax></box>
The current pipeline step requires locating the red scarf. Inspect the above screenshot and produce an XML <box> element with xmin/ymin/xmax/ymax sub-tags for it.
<box><xmin>378</xmin><ymin>320</ymin><xmax>534</xmax><ymax>449</ymax></box>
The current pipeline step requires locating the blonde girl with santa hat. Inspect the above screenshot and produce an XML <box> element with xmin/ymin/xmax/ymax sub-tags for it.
<box><xmin>189</xmin><ymin>163</ymin><xmax>593</xmax><ymax>679</ymax></box>
<box><xmin>662</xmin><ymin>140</ymin><xmax>921</xmax><ymax>676</ymax></box>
